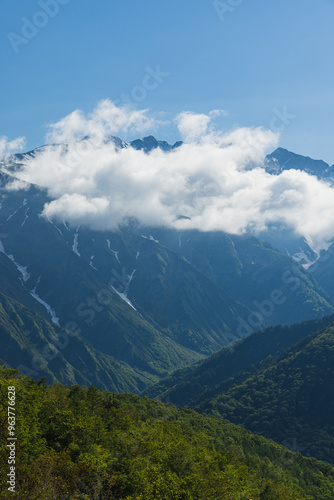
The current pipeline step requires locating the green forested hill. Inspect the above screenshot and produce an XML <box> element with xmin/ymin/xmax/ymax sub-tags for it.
<box><xmin>1</xmin><ymin>367</ymin><xmax>334</xmax><ymax>499</ymax></box>
<box><xmin>194</xmin><ymin>323</ymin><xmax>334</xmax><ymax>465</ymax></box>
<box><xmin>142</xmin><ymin>315</ymin><xmax>334</xmax><ymax>407</ymax></box>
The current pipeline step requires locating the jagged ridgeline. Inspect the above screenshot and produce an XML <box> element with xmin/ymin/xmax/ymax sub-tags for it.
<box><xmin>1</xmin><ymin>366</ymin><xmax>334</xmax><ymax>499</ymax></box>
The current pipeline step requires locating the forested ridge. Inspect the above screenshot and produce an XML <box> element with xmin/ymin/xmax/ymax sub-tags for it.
<box><xmin>194</xmin><ymin>325</ymin><xmax>334</xmax><ymax>465</ymax></box>
<box><xmin>1</xmin><ymin>367</ymin><xmax>334</xmax><ymax>499</ymax></box>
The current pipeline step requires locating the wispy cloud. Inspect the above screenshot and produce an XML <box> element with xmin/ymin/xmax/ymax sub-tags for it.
<box><xmin>0</xmin><ymin>136</ymin><xmax>26</xmax><ymax>157</ymax></box>
<box><xmin>175</xmin><ymin>110</ymin><xmax>227</xmax><ymax>142</ymax></box>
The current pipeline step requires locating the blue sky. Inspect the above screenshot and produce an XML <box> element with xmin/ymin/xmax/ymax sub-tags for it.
<box><xmin>1</xmin><ymin>0</ymin><xmax>334</xmax><ymax>163</ymax></box>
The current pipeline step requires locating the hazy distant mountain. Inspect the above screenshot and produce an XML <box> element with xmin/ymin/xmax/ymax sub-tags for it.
<box><xmin>130</xmin><ymin>135</ymin><xmax>182</xmax><ymax>152</ymax></box>
<box><xmin>309</xmin><ymin>242</ymin><xmax>334</xmax><ymax>298</ymax></box>
<box><xmin>265</xmin><ymin>147</ymin><xmax>334</xmax><ymax>180</ymax></box>
<box><xmin>137</xmin><ymin>226</ymin><xmax>333</xmax><ymax>327</ymax></box>
<box><xmin>1</xmin><ymin>135</ymin><xmax>182</xmax><ymax>174</ymax></box>
<box><xmin>254</xmin><ymin>148</ymin><xmax>334</xmax><ymax>263</ymax></box>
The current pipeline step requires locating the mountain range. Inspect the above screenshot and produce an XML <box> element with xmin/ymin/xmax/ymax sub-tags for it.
<box><xmin>1</xmin><ymin>138</ymin><xmax>334</xmax><ymax>395</ymax></box>
<box><xmin>2</xmin><ymin>136</ymin><xmax>334</xmax><ymax>486</ymax></box>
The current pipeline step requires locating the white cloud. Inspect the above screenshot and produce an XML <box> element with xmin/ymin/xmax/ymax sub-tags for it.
<box><xmin>175</xmin><ymin>109</ymin><xmax>229</xmax><ymax>142</ymax></box>
<box><xmin>175</xmin><ymin>111</ymin><xmax>212</xmax><ymax>141</ymax></box>
<box><xmin>7</xmin><ymin>100</ymin><xmax>334</xmax><ymax>253</ymax></box>
<box><xmin>43</xmin><ymin>194</ymin><xmax>110</xmax><ymax>225</ymax></box>
<box><xmin>45</xmin><ymin>100</ymin><xmax>155</xmax><ymax>144</ymax></box>
<box><xmin>0</xmin><ymin>136</ymin><xmax>26</xmax><ymax>157</ymax></box>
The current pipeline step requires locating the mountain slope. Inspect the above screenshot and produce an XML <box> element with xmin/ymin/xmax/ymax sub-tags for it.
<box><xmin>0</xmin><ymin>290</ymin><xmax>161</xmax><ymax>392</ymax></box>
<box><xmin>194</xmin><ymin>321</ymin><xmax>334</xmax><ymax>464</ymax></box>
<box><xmin>308</xmin><ymin>243</ymin><xmax>334</xmax><ymax>300</ymax></box>
<box><xmin>0</xmin><ymin>177</ymin><xmax>252</xmax><ymax>354</ymax></box>
<box><xmin>1</xmin><ymin>171</ymin><xmax>268</xmax><ymax>391</ymax></box>
<box><xmin>0</xmin><ymin>178</ymin><xmax>208</xmax><ymax>388</ymax></box>
<box><xmin>142</xmin><ymin>315</ymin><xmax>334</xmax><ymax>406</ymax></box>
<box><xmin>140</xmin><ymin>227</ymin><xmax>334</xmax><ymax>328</ymax></box>
<box><xmin>265</xmin><ymin>147</ymin><xmax>334</xmax><ymax>179</ymax></box>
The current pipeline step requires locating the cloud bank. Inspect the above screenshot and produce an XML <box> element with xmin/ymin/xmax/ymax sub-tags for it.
<box><xmin>5</xmin><ymin>100</ymin><xmax>334</xmax><ymax>253</ymax></box>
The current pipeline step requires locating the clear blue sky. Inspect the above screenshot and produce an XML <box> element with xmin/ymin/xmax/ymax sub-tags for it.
<box><xmin>1</xmin><ymin>0</ymin><xmax>334</xmax><ymax>163</ymax></box>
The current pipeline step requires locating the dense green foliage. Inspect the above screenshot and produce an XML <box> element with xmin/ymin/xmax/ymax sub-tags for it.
<box><xmin>2</xmin><ymin>367</ymin><xmax>334</xmax><ymax>499</ymax></box>
<box><xmin>143</xmin><ymin>315</ymin><xmax>334</xmax><ymax>406</ymax></box>
<box><xmin>194</xmin><ymin>324</ymin><xmax>334</xmax><ymax>464</ymax></box>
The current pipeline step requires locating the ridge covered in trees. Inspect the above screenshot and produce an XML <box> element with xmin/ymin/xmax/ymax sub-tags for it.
<box><xmin>1</xmin><ymin>366</ymin><xmax>334</xmax><ymax>499</ymax></box>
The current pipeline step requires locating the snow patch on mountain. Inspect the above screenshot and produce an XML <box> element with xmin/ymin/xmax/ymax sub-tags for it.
<box><xmin>111</xmin><ymin>288</ymin><xmax>137</xmax><ymax>311</ymax></box>
<box><xmin>6</xmin><ymin>207</ymin><xmax>20</xmax><ymax>222</ymax></box>
<box><xmin>110</xmin><ymin>269</ymin><xmax>137</xmax><ymax>311</ymax></box>
<box><xmin>48</xmin><ymin>218</ymin><xmax>63</xmax><ymax>236</ymax></box>
<box><xmin>141</xmin><ymin>235</ymin><xmax>159</xmax><ymax>244</ymax></box>
<box><xmin>106</xmin><ymin>239</ymin><xmax>120</xmax><ymax>262</ymax></box>
<box><xmin>72</xmin><ymin>228</ymin><xmax>80</xmax><ymax>256</ymax></box>
<box><xmin>21</xmin><ymin>208</ymin><xmax>30</xmax><ymax>227</ymax></box>
<box><xmin>292</xmin><ymin>248</ymin><xmax>316</xmax><ymax>269</ymax></box>
<box><xmin>89</xmin><ymin>255</ymin><xmax>97</xmax><ymax>270</ymax></box>
<box><xmin>30</xmin><ymin>280</ymin><xmax>60</xmax><ymax>325</ymax></box>
<box><xmin>0</xmin><ymin>239</ymin><xmax>30</xmax><ymax>282</ymax></box>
